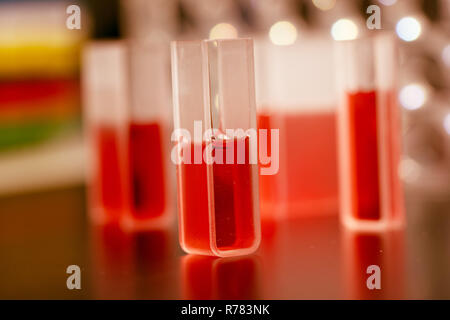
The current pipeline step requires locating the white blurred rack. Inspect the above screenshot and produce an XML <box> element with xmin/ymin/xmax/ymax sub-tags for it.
<box><xmin>0</xmin><ymin>133</ymin><xmax>85</xmax><ymax>196</ymax></box>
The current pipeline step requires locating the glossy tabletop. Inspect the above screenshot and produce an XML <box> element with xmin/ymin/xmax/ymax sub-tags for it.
<box><xmin>0</xmin><ymin>185</ymin><xmax>449</xmax><ymax>299</ymax></box>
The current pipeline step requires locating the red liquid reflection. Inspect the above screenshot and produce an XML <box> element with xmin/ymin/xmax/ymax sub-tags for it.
<box><xmin>90</xmin><ymin>223</ymin><xmax>175</xmax><ymax>299</ymax></box>
<box><xmin>182</xmin><ymin>255</ymin><xmax>260</xmax><ymax>299</ymax></box>
<box><xmin>177</xmin><ymin>136</ymin><xmax>257</xmax><ymax>255</ymax></box>
<box><xmin>127</xmin><ymin>122</ymin><xmax>166</xmax><ymax>220</ymax></box>
<box><xmin>89</xmin><ymin>223</ymin><xmax>134</xmax><ymax>299</ymax></box>
<box><xmin>342</xmin><ymin>229</ymin><xmax>406</xmax><ymax>299</ymax></box>
<box><xmin>257</xmin><ymin>110</ymin><xmax>338</xmax><ymax>217</ymax></box>
<box><xmin>346</xmin><ymin>91</ymin><xmax>381</xmax><ymax>220</ymax></box>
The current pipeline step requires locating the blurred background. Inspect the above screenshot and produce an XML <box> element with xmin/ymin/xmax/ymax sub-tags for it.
<box><xmin>0</xmin><ymin>0</ymin><xmax>449</xmax><ymax>299</ymax></box>
<box><xmin>0</xmin><ymin>0</ymin><xmax>448</xmax><ymax>198</ymax></box>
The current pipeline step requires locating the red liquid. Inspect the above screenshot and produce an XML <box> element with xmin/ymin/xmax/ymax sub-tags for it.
<box><xmin>93</xmin><ymin>126</ymin><xmax>124</xmax><ymax>221</ymax></box>
<box><xmin>257</xmin><ymin>113</ymin><xmax>279</xmax><ymax>213</ymax></box>
<box><xmin>258</xmin><ymin>110</ymin><xmax>339</xmax><ymax>216</ymax></box>
<box><xmin>346</xmin><ymin>91</ymin><xmax>381</xmax><ymax>220</ymax></box>
<box><xmin>127</xmin><ymin>122</ymin><xmax>166</xmax><ymax>220</ymax></box>
<box><xmin>177</xmin><ymin>137</ymin><xmax>257</xmax><ymax>255</ymax></box>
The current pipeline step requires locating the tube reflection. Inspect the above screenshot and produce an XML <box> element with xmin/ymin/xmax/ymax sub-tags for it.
<box><xmin>89</xmin><ymin>223</ymin><xmax>175</xmax><ymax>299</ymax></box>
<box><xmin>181</xmin><ymin>255</ymin><xmax>261</xmax><ymax>300</ymax></box>
<box><xmin>342</xmin><ymin>229</ymin><xmax>406</xmax><ymax>299</ymax></box>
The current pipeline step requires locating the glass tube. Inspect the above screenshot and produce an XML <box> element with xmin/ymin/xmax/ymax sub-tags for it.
<box><xmin>82</xmin><ymin>41</ymin><xmax>128</xmax><ymax>224</ymax></box>
<box><xmin>254</xmin><ymin>35</ymin><xmax>338</xmax><ymax>219</ymax></box>
<box><xmin>171</xmin><ymin>38</ymin><xmax>261</xmax><ymax>257</ymax></box>
<box><xmin>335</xmin><ymin>33</ymin><xmax>405</xmax><ymax>230</ymax></box>
<box><xmin>122</xmin><ymin>41</ymin><xmax>173</xmax><ymax>230</ymax></box>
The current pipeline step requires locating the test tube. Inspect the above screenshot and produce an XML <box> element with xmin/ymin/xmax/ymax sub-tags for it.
<box><xmin>254</xmin><ymin>36</ymin><xmax>338</xmax><ymax>218</ymax></box>
<box><xmin>171</xmin><ymin>38</ymin><xmax>261</xmax><ymax>257</ymax></box>
<box><xmin>335</xmin><ymin>34</ymin><xmax>405</xmax><ymax>230</ymax></box>
<box><xmin>122</xmin><ymin>41</ymin><xmax>173</xmax><ymax>230</ymax></box>
<box><xmin>82</xmin><ymin>41</ymin><xmax>128</xmax><ymax>224</ymax></box>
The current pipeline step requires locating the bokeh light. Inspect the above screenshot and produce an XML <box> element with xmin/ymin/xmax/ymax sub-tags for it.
<box><xmin>312</xmin><ymin>0</ymin><xmax>336</xmax><ymax>11</ymax></box>
<box><xmin>399</xmin><ymin>84</ymin><xmax>427</xmax><ymax>110</ymax></box>
<box><xmin>331</xmin><ymin>19</ymin><xmax>358</xmax><ymax>41</ymax></box>
<box><xmin>442</xmin><ymin>44</ymin><xmax>450</xmax><ymax>67</ymax></box>
<box><xmin>396</xmin><ymin>17</ymin><xmax>422</xmax><ymax>42</ymax></box>
<box><xmin>444</xmin><ymin>113</ymin><xmax>450</xmax><ymax>135</ymax></box>
<box><xmin>378</xmin><ymin>0</ymin><xmax>397</xmax><ymax>6</ymax></box>
<box><xmin>399</xmin><ymin>158</ymin><xmax>420</xmax><ymax>182</ymax></box>
<box><xmin>209</xmin><ymin>23</ymin><xmax>238</xmax><ymax>40</ymax></box>
<box><xmin>269</xmin><ymin>21</ymin><xmax>298</xmax><ymax>46</ymax></box>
